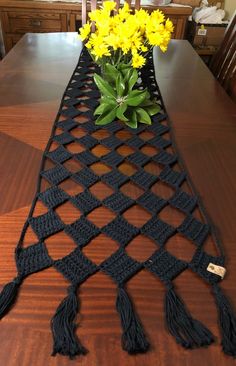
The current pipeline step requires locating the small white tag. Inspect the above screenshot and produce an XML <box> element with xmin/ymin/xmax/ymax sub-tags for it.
<box><xmin>198</xmin><ymin>29</ymin><xmax>207</xmax><ymax>36</ymax></box>
<box><xmin>207</xmin><ymin>263</ymin><xmax>226</xmax><ymax>279</ymax></box>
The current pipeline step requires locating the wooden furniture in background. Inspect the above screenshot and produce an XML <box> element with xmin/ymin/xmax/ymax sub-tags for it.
<box><xmin>191</xmin><ymin>45</ymin><xmax>219</xmax><ymax>66</ymax></box>
<box><xmin>0</xmin><ymin>0</ymin><xmax>192</xmax><ymax>54</ymax></box>
<box><xmin>81</xmin><ymin>0</ymin><xmax>142</xmax><ymax>25</ymax></box>
<box><xmin>210</xmin><ymin>11</ymin><xmax>236</xmax><ymax>97</ymax></box>
<box><xmin>186</xmin><ymin>20</ymin><xmax>228</xmax><ymax>66</ymax></box>
<box><xmin>0</xmin><ymin>32</ymin><xmax>236</xmax><ymax>366</ymax></box>
<box><xmin>0</xmin><ymin>1</ymin><xmax>69</xmax><ymax>52</ymax></box>
<box><xmin>116</xmin><ymin>0</ymin><xmax>141</xmax><ymax>9</ymax></box>
<box><xmin>82</xmin><ymin>0</ymin><xmax>97</xmax><ymax>26</ymax></box>
<box><xmin>172</xmin><ymin>0</ymin><xmax>225</xmax><ymax>8</ymax></box>
<box><xmin>228</xmin><ymin>73</ymin><xmax>236</xmax><ymax>103</ymax></box>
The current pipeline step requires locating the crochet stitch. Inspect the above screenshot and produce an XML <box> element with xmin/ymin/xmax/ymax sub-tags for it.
<box><xmin>0</xmin><ymin>48</ymin><xmax>235</xmax><ymax>359</ymax></box>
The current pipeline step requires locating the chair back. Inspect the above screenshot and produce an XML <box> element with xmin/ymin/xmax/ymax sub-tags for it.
<box><xmin>210</xmin><ymin>11</ymin><xmax>236</xmax><ymax>94</ymax></box>
<box><xmin>82</xmin><ymin>0</ymin><xmax>141</xmax><ymax>25</ymax></box>
<box><xmin>82</xmin><ymin>0</ymin><xmax>97</xmax><ymax>26</ymax></box>
<box><xmin>114</xmin><ymin>0</ymin><xmax>140</xmax><ymax>10</ymax></box>
<box><xmin>228</xmin><ymin>72</ymin><xmax>236</xmax><ymax>103</ymax></box>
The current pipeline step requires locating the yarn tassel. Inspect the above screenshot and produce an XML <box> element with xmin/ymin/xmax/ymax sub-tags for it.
<box><xmin>116</xmin><ymin>285</ymin><xmax>150</xmax><ymax>354</ymax></box>
<box><xmin>51</xmin><ymin>285</ymin><xmax>87</xmax><ymax>359</ymax></box>
<box><xmin>165</xmin><ymin>283</ymin><xmax>214</xmax><ymax>349</ymax></box>
<box><xmin>212</xmin><ymin>284</ymin><xmax>236</xmax><ymax>357</ymax></box>
<box><xmin>0</xmin><ymin>276</ymin><xmax>22</xmax><ymax>319</ymax></box>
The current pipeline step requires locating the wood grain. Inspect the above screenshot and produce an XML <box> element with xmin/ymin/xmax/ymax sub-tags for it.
<box><xmin>0</xmin><ymin>34</ymin><xmax>236</xmax><ymax>366</ymax></box>
<box><xmin>0</xmin><ymin>0</ymin><xmax>192</xmax><ymax>54</ymax></box>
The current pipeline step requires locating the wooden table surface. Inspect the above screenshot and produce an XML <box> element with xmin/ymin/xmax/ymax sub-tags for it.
<box><xmin>0</xmin><ymin>33</ymin><xmax>236</xmax><ymax>366</ymax></box>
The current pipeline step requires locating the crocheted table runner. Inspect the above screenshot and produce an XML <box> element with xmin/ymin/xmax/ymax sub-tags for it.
<box><xmin>0</xmin><ymin>48</ymin><xmax>235</xmax><ymax>359</ymax></box>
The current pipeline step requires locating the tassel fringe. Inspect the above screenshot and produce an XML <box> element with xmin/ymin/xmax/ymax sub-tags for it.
<box><xmin>0</xmin><ymin>276</ymin><xmax>22</xmax><ymax>319</ymax></box>
<box><xmin>165</xmin><ymin>283</ymin><xmax>214</xmax><ymax>349</ymax></box>
<box><xmin>213</xmin><ymin>284</ymin><xmax>236</xmax><ymax>357</ymax></box>
<box><xmin>116</xmin><ymin>285</ymin><xmax>150</xmax><ymax>354</ymax></box>
<box><xmin>51</xmin><ymin>285</ymin><xmax>87</xmax><ymax>359</ymax></box>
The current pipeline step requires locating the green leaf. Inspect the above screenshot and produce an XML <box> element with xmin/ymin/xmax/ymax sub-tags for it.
<box><xmin>116</xmin><ymin>103</ymin><xmax>128</xmax><ymax>121</ymax></box>
<box><xmin>125</xmin><ymin>109</ymin><xmax>138</xmax><ymax>129</ymax></box>
<box><xmin>101</xmin><ymin>96</ymin><xmax>117</xmax><ymax>104</ymax></box>
<box><xmin>118</xmin><ymin>63</ymin><xmax>131</xmax><ymax>75</ymax></box>
<box><xmin>139</xmin><ymin>99</ymin><xmax>154</xmax><ymax>107</ymax></box>
<box><xmin>136</xmin><ymin>107</ymin><xmax>152</xmax><ymax>125</ymax></box>
<box><xmin>144</xmin><ymin>103</ymin><xmax>161</xmax><ymax>116</ymax></box>
<box><xmin>94</xmin><ymin>102</ymin><xmax>114</xmax><ymax>116</ymax></box>
<box><xmin>128</xmin><ymin>69</ymin><xmax>138</xmax><ymax>91</ymax></box>
<box><xmin>116</xmin><ymin>67</ymin><xmax>134</xmax><ymax>95</ymax></box>
<box><xmin>123</xmin><ymin>67</ymin><xmax>133</xmax><ymax>83</ymax></box>
<box><xmin>126</xmin><ymin>89</ymin><xmax>148</xmax><ymax>106</ymax></box>
<box><xmin>102</xmin><ymin>63</ymin><xmax>119</xmax><ymax>84</ymax></box>
<box><xmin>116</xmin><ymin>73</ymin><xmax>126</xmax><ymax>97</ymax></box>
<box><xmin>95</xmin><ymin>107</ymin><xmax>118</xmax><ymax>125</ymax></box>
<box><xmin>94</xmin><ymin>73</ymin><xmax>116</xmax><ymax>99</ymax></box>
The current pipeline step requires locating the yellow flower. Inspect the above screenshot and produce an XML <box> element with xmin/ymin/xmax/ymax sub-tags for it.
<box><xmin>140</xmin><ymin>45</ymin><xmax>148</xmax><ymax>52</ymax></box>
<box><xmin>85</xmin><ymin>40</ymin><xmax>92</xmax><ymax>49</ymax></box>
<box><xmin>131</xmin><ymin>47</ymin><xmax>138</xmax><ymax>56</ymax></box>
<box><xmin>89</xmin><ymin>9</ymin><xmax>102</xmax><ymax>22</ymax></box>
<box><xmin>96</xmin><ymin>20</ymin><xmax>111</xmax><ymax>36</ymax></box>
<box><xmin>102</xmin><ymin>1</ymin><xmax>116</xmax><ymax>12</ymax></box>
<box><xmin>150</xmin><ymin>9</ymin><xmax>165</xmax><ymax>24</ymax></box>
<box><xmin>105</xmin><ymin>33</ymin><xmax>120</xmax><ymax>50</ymax></box>
<box><xmin>91</xmin><ymin>44</ymin><xmax>111</xmax><ymax>59</ymax></box>
<box><xmin>79</xmin><ymin>23</ymin><xmax>91</xmax><ymax>41</ymax></box>
<box><xmin>165</xmin><ymin>18</ymin><xmax>174</xmax><ymax>33</ymax></box>
<box><xmin>121</xmin><ymin>40</ymin><xmax>133</xmax><ymax>54</ymax></box>
<box><xmin>118</xmin><ymin>2</ymin><xmax>131</xmax><ymax>21</ymax></box>
<box><xmin>81</xmin><ymin>2</ymin><xmax>172</xmax><ymax>65</ymax></box>
<box><xmin>135</xmin><ymin>8</ymin><xmax>149</xmax><ymax>25</ymax></box>
<box><xmin>110</xmin><ymin>14</ymin><xmax>120</xmax><ymax>29</ymax></box>
<box><xmin>159</xmin><ymin>31</ymin><xmax>171</xmax><ymax>52</ymax></box>
<box><xmin>131</xmin><ymin>32</ymin><xmax>142</xmax><ymax>49</ymax></box>
<box><xmin>132</xmin><ymin>53</ymin><xmax>146</xmax><ymax>68</ymax></box>
<box><xmin>125</xmin><ymin>15</ymin><xmax>139</xmax><ymax>36</ymax></box>
<box><xmin>147</xmin><ymin>32</ymin><xmax>163</xmax><ymax>47</ymax></box>
<box><xmin>160</xmin><ymin>44</ymin><xmax>168</xmax><ymax>52</ymax></box>
<box><xmin>163</xmin><ymin>29</ymin><xmax>171</xmax><ymax>41</ymax></box>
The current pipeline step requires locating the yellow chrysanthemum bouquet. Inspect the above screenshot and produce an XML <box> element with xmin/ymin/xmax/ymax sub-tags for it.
<box><xmin>79</xmin><ymin>1</ymin><xmax>174</xmax><ymax>128</ymax></box>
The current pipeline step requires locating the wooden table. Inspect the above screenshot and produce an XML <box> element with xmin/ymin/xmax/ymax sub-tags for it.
<box><xmin>0</xmin><ymin>33</ymin><xmax>236</xmax><ymax>366</ymax></box>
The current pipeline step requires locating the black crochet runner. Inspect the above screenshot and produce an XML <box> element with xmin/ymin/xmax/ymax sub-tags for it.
<box><xmin>0</xmin><ymin>48</ymin><xmax>235</xmax><ymax>359</ymax></box>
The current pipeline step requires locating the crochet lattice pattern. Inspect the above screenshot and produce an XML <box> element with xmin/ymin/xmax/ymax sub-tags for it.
<box><xmin>0</xmin><ymin>49</ymin><xmax>235</xmax><ymax>360</ymax></box>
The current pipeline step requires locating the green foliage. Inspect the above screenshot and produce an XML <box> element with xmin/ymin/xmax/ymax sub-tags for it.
<box><xmin>93</xmin><ymin>63</ymin><xmax>160</xmax><ymax>128</ymax></box>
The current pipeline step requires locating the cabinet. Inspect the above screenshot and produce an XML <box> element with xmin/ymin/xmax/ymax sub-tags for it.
<box><xmin>186</xmin><ymin>20</ymin><xmax>227</xmax><ymax>66</ymax></box>
<box><xmin>1</xmin><ymin>9</ymin><xmax>68</xmax><ymax>51</ymax></box>
<box><xmin>0</xmin><ymin>0</ymin><xmax>192</xmax><ymax>54</ymax></box>
<box><xmin>0</xmin><ymin>2</ymin><xmax>70</xmax><ymax>53</ymax></box>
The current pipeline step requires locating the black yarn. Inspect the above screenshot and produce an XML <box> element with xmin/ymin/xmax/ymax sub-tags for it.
<box><xmin>116</xmin><ymin>286</ymin><xmax>150</xmax><ymax>354</ymax></box>
<box><xmin>164</xmin><ymin>283</ymin><xmax>214</xmax><ymax>348</ymax></box>
<box><xmin>0</xmin><ymin>47</ymin><xmax>234</xmax><ymax>359</ymax></box>
<box><xmin>51</xmin><ymin>285</ymin><xmax>87</xmax><ymax>358</ymax></box>
<box><xmin>213</xmin><ymin>284</ymin><xmax>236</xmax><ymax>357</ymax></box>
<box><xmin>0</xmin><ymin>276</ymin><xmax>22</xmax><ymax>318</ymax></box>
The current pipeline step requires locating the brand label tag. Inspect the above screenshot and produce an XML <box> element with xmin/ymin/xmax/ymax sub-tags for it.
<box><xmin>198</xmin><ymin>28</ymin><xmax>207</xmax><ymax>36</ymax></box>
<box><xmin>207</xmin><ymin>263</ymin><xmax>226</xmax><ymax>279</ymax></box>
